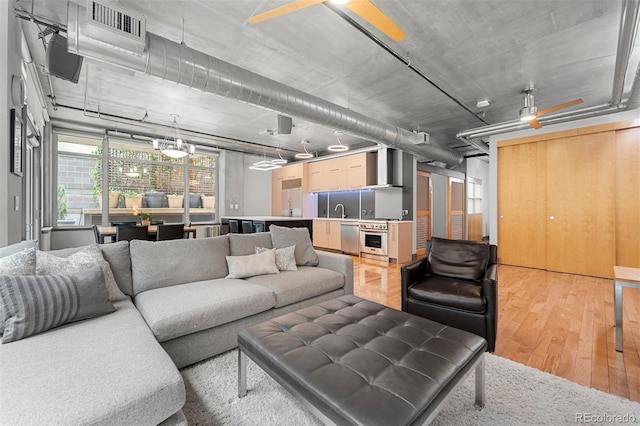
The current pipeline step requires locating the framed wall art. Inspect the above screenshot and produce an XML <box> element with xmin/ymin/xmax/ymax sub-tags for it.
<box><xmin>10</xmin><ymin>108</ymin><xmax>23</xmax><ymax>177</ymax></box>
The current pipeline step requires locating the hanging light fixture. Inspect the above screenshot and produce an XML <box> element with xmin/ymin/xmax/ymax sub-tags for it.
<box><xmin>152</xmin><ymin>114</ymin><xmax>196</xmax><ymax>159</ymax></box>
<box><xmin>328</xmin><ymin>132</ymin><xmax>349</xmax><ymax>152</ymax></box>
<box><xmin>295</xmin><ymin>140</ymin><xmax>314</xmax><ymax>159</ymax></box>
<box><xmin>249</xmin><ymin>151</ymin><xmax>283</xmax><ymax>171</ymax></box>
<box><xmin>271</xmin><ymin>148</ymin><xmax>288</xmax><ymax>165</ymax></box>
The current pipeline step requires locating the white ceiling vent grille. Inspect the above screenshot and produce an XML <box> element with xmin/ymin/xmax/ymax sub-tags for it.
<box><xmin>84</xmin><ymin>0</ymin><xmax>146</xmax><ymax>53</ymax></box>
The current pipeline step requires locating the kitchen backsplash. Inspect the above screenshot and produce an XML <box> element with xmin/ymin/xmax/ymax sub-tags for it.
<box><xmin>316</xmin><ymin>190</ymin><xmax>375</xmax><ymax>220</ymax></box>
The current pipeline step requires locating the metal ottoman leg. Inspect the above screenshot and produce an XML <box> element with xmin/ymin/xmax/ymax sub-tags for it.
<box><xmin>475</xmin><ymin>354</ymin><xmax>485</xmax><ymax>408</ymax></box>
<box><xmin>615</xmin><ymin>281</ymin><xmax>624</xmax><ymax>352</ymax></box>
<box><xmin>238</xmin><ymin>349</ymin><xmax>247</xmax><ymax>397</ymax></box>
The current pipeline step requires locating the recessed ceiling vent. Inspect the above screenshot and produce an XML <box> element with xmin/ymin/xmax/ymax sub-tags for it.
<box><xmin>83</xmin><ymin>0</ymin><xmax>145</xmax><ymax>53</ymax></box>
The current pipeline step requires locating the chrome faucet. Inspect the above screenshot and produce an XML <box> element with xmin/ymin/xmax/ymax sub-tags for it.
<box><xmin>334</xmin><ymin>203</ymin><xmax>346</xmax><ymax>219</ymax></box>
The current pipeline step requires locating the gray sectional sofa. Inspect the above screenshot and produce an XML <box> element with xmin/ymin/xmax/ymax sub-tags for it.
<box><xmin>0</xmin><ymin>230</ymin><xmax>354</xmax><ymax>425</ymax></box>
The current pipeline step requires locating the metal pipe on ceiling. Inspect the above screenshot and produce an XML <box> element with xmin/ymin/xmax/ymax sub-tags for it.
<box><xmin>66</xmin><ymin>3</ymin><xmax>463</xmax><ymax>167</ymax></box>
<box><xmin>611</xmin><ymin>0</ymin><xmax>640</xmax><ymax>106</ymax></box>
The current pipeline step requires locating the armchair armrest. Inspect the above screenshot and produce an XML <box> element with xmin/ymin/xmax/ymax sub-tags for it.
<box><xmin>482</xmin><ymin>263</ymin><xmax>498</xmax><ymax>351</ymax></box>
<box><xmin>400</xmin><ymin>257</ymin><xmax>428</xmax><ymax>311</ymax></box>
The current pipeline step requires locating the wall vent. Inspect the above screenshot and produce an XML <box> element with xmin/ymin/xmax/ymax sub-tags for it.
<box><xmin>84</xmin><ymin>0</ymin><xmax>146</xmax><ymax>53</ymax></box>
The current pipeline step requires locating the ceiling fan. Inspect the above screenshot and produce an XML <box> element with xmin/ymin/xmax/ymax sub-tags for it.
<box><xmin>518</xmin><ymin>87</ymin><xmax>583</xmax><ymax>129</ymax></box>
<box><xmin>248</xmin><ymin>0</ymin><xmax>406</xmax><ymax>42</ymax></box>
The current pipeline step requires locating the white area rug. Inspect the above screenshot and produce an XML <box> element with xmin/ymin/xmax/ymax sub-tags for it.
<box><xmin>181</xmin><ymin>350</ymin><xmax>640</xmax><ymax>425</ymax></box>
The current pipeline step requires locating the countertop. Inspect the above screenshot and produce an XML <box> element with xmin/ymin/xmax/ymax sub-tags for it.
<box><xmin>222</xmin><ymin>216</ymin><xmax>314</xmax><ymax>221</ymax></box>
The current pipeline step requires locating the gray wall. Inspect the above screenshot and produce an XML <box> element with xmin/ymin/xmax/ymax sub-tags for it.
<box><xmin>243</xmin><ymin>153</ymin><xmax>272</xmax><ymax>216</ymax></box>
<box><xmin>1</xmin><ymin>4</ymin><xmax>24</xmax><ymax>245</ymax></box>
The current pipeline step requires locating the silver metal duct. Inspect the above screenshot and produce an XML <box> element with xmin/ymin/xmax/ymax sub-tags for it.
<box><xmin>456</xmin><ymin>0</ymin><xmax>640</xmax><ymax>150</ymax></box>
<box><xmin>66</xmin><ymin>3</ymin><xmax>463</xmax><ymax>167</ymax></box>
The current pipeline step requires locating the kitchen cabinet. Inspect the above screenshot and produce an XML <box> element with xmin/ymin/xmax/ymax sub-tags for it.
<box><xmin>271</xmin><ymin>163</ymin><xmax>308</xmax><ymax>216</ymax></box>
<box><xmin>388</xmin><ymin>221</ymin><xmax>412</xmax><ymax>264</ymax></box>
<box><xmin>346</xmin><ymin>153</ymin><xmax>376</xmax><ymax>189</ymax></box>
<box><xmin>312</xmin><ymin>219</ymin><xmax>341</xmax><ymax>251</ymax></box>
<box><xmin>308</xmin><ymin>153</ymin><xmax>374</xmax><ymax>192</ymax></box>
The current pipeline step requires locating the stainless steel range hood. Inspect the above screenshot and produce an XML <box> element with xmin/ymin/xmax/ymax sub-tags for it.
<box><xmin>363</xmin><ymin>148</ymin><xmax>403</xmax><ymax>189</ymax></box>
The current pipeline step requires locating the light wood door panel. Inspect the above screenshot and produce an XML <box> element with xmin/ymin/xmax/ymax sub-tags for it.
<box><xmin>546</xmin><ymin>132</ymin><xmax>616</xmax><ymax>278</ymax></box>
<box><xmin>616</xmin><ymin>128</ymin><xmax>640</xmax><ymax>268</ymax></box>
<box><xmin>498</xmin><ymin>142</ymin><xmax>547</xmax><ymax>268</ymax></box>
<box><xmin>416</xmin><ymin>171</ymin><xmax>431</xmax><ymax>256</ymax></box>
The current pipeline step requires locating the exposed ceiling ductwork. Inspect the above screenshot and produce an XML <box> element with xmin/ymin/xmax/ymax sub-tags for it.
<box><xmin>66</xmin><ymin>2</ymin><xmax>463</xmax><ymax>167</ymax></box>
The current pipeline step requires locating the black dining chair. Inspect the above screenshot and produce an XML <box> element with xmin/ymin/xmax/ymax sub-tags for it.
<box><xmin>228</xmin><ymin>219</ymin><xmax>240</xmax><ymax>233</ymax></box>
<box><xmin>155</xmin><ymin>224</ymin><xmax>185</xmax><ymax>241</ymax></box>
<box><xmin>110</xmin><ymin>221</ymin><xmax>138</xmax><ymax>227</ymax></box>
<box><xmin>115</xmin><ymin>225</ymin><xmax>149</xmax><ymax>242</ymax></box>
<box><xmin>92</xmin><ymin>224</ymin><xmax>101</xmax><ymax>243</ymax></box>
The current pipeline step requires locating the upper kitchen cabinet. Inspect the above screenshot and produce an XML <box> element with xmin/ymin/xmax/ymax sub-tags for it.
<box><xmin>271</xmin><ymin>163</ymin><xmax>314</xmax><ymax>217</ymax></box>
<box><xmin>346</xmin><ymin>153</ymin><xmax>376</xmax><ymax>190</ymax></box>
<box><xmin>308</xmin><ymin>153</ymin><xmax>376</xmax><ymax>192</ymax></box>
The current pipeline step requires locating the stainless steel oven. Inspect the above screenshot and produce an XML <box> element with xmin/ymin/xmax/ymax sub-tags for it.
<box><xmin>359</xmin><ymin>221</ymin><xmax>388</xmax><ymax>259</ymax></box>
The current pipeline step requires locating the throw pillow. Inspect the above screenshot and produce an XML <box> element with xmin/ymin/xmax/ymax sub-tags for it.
<box><xmin>256</xmin><ymin>245</ymin><xmax>297</xmax><ymax>271</ymax></box>
<box><xmin>0</xmin><ymin>240</ymin><xmax>37</xmax><ymax>258</ymax></box>
<box><xmin>0</xmin><ymin>248</ymin><xmax>37</xmax><ymax>335</ymax></box>
<box><xmin>269</xmin><ymin>225</ymin><xmax>319</xmax><ymax>266</ymax></box>
<box><xmin>0</xmin><ymin>247</ymin><xmax>36</xmax><ymax>276</ymax></box>
<box><xmin>0</xmin><ymin>269</ymin><xmax>115</xmax><ymax>343</ymax></box>
<box><xmin>36</xmin><ymin>245</ymin><xmax>127</xmax><ymax>302</ymax></box>
<box><xmin>226</xmin><ymin>249</ymin><xmax>279</xmax><ymax>279</ymax></box>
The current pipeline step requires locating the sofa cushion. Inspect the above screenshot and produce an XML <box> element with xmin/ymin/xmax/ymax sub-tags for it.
<box><xmin>409</xmin><ymin>275</ymin><xmax>485</xmax><ymax>312</ymax></box>
<box><xmin>37</xmin><ymin>244</ymin><xmax>127</xmax><ymax>302</ymax></box>
<box><xmin>245</xmin><ymin>266</ymin><xmax>345</xmax><ymax>308</ymax></box>
<box><xmin>269</xmin><ymin>224</ymin><xmax>319</xmax><ymax>266</ymax></box>
<box><xmin>0</xmin><ymin>299</ymin><xmax>185</xmax><ymax>425</ymax></box>
<box><xmin>428</xmin><ymin>238</ymin><xmax>489</xmax><ymax>281</ymax></box>
<box><xmin>130</xmin><ymin>236</ymin><xmax>230</xmax><ymax>295</ymax></box>
<box><xmin>256</xmin><ymin>245</ymin><xmax>297</xmax><ymax>271</ymax></box>
<box><xmin>229</xmin><ymin>232</ymin><xmax>273</xmax><ymax>256</ymax></box>
<box><xmin>134</xmin><ymin>279</ymin><xmax>276</xmax><ymax>342</ymax></box>
<box><xmin>0</xmin><ymin>269</ymin><xmax>115</xmax><ymax>343</ymax></box>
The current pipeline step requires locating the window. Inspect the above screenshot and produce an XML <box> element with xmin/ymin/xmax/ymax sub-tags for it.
<box><xmin>56</xmin><ymin>133</ymin><xmax>217</xmax><ymax>227</ymax></box>
<box><xmin>467</xmin><ymin>181</ymin><xmax>483</xmax><ymax>215</ymax></box>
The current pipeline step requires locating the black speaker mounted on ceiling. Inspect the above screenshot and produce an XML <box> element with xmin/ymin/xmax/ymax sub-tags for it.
<box><xmin>277</xmin><ymin>114</ymin><xmax>292</xmax><ymax>135</ymax></box>
<box><xmin>46</xmin><ymin>33</ymin><xmax>84</xmax><ymax>84</ymax></box>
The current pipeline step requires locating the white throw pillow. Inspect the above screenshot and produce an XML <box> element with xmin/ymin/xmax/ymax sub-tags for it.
<box><xmin>0</xmin><ymin>247</ymin><xmax>36</xmax><ymax>276</ymax></box>
<box><xmin>256</xmin><ymin>245</ymin><xmax>297</xmax><ymax>271</ymax></box>
<box><xmin>226</xmin><ymin>249</ymin><xmax>280</xmax><ymax>279</ymax></box>
<box><xmin>36</xmin><ymin>245</ymin><xmax>127</xmax><ymax>302</ymax></box>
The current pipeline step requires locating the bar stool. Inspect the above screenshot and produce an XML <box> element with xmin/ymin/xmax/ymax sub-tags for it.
<box><xmin>228</xmin><ymin>219</ymin><xmax>240</xmax><ymax>233</ymax></box>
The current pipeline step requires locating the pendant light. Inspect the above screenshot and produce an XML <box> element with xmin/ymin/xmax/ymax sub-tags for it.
<box><xmin>294</xmin><ymin>140</ymin><xmax>314</xmax><ymax>159</ymax></box>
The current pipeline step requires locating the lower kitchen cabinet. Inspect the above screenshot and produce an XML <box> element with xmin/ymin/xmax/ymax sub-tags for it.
<box><xmin>313</xmin><ymin>219</ymin><xmax>341</xmax><ymax>251</ymax></box>
<box><xmin>388</xmin><ymin>221</ymin><xmax>412</xmax><ymax>264</ymax></box>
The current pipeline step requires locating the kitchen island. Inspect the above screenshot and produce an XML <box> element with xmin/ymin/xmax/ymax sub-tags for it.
<box><xmin>221</xmin><ymin>216</ymin><xmax>313</xmax><ymax>237</ymax></box>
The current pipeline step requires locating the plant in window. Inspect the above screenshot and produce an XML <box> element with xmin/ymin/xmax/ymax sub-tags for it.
<box><xmin>57</xmin><ymin>185</ymin><xmax>68</xmax><ymax>220</ymax></box>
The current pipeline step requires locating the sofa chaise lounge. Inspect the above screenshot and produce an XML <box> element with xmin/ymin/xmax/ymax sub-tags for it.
<box><xmin>0</xmin><ymin>227</ymin><xmax>353</xmax><ymax>425</ymax></box>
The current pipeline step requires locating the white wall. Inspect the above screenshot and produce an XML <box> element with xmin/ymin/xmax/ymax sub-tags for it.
<box><xmin>488</xmin><ymin>108</ymin><xmax>640</xmax><ymax>245</ymax></box>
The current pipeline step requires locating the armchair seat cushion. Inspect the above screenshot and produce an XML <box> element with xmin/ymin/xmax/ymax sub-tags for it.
<box><xmin>408</xmin><ymin>275</ymin><xmax>485</xmax><ymax>312</ymax></box>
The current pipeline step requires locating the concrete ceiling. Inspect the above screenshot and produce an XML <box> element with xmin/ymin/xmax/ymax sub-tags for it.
<box><xmin>17</xmin><ymin>0</ymin><xmax>640</xmax><ymax>161</ymax></box>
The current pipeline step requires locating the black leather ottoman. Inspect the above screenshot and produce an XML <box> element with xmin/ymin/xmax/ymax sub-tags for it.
<box><xmin>238</xmin><ymin>295</ymin><xmax>487</xmax><ymax>425</ymax></box>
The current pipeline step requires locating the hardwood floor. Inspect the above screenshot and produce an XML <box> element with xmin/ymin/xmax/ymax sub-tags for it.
<box><xmin>350</xmin><ymin>255</ymin><xmax>640</xmax><ymax>403</ymax></box>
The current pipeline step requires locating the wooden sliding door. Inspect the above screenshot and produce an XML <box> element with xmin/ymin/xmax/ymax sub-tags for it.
<box><xmin>616</xmin><ymin>127</ymin><xmax>640</xmax><ymax>268</ymax></box>
<box><xmin>545</xmin><ymin>133</ymin><xmax>616</xmax><ymax>278</ymax></box>
<box><xmin>498</xmin><ymin>141</ymin><xmax>547</xmax><ymax>269</ymax></box>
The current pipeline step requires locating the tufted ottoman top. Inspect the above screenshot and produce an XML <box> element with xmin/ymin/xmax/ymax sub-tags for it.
<box><xmin>238</xmin><ymin>295</ymin><xmax>487</xmax><ymax>425</ymax></box>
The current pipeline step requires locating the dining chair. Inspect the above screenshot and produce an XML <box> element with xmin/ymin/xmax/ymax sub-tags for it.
<box><xmin>92</xmin><ymin>224</ymin><xmax>100</xmax><ymax>243</ymax></box>
<box><xmin>110</xmin><ymin>221</ymin><xmax>138</xmax><ymax>227</ymax></box>
<box><xmin>115</xmin><ymin>225</ymin><xmax>149</xmax><ymax>242</ymax></box>
<box><xmin>155</xmin><ymin>224</ymin><xmax>185</xmax><ymax>241</ymax></box>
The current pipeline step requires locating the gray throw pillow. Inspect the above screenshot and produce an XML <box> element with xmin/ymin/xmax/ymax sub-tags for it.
<box><xmin>225</xmin><ymin>249</ymin><xmax>279</xmax><ymax>279</ymax></box>
<box><xmin>256</xmin><ymin>245</ymin><xmax>297</xmax><ymax>271</ymax></box>
<box><xmin>0</xmin><ymin>248</ymin><xmax>37</xmax><ymax>335</ymax></box>
<box><xmin>269</xmin><ymin>225</ymin><xmax>319</xmax><ymax>266</ymax></box>
<box><xmin>36</xmin><ymin>245</ymin><xmax>127</xmax><ymax>302</ymax></box>
<box><xmin>0</xmin><ymin>240</ymin><xmax>37</xmax><ymax>258</ymax></box>
<box><xmin>0</xmin><ymin>269</ymin><xmax>115</xmax><ymax>343</ymax></box>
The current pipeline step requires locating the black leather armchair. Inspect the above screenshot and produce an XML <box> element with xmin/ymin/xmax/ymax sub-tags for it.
<box><xmin>401</xmin><ymin>237</ymin><xmax>498</xmax><ymax>352</ymax></box>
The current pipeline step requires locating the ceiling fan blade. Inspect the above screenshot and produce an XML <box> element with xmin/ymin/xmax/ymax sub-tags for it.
<box><xmin>528</xmin><ymin>118</ymin><xmax>543</xmax><ymax>129</ymax></box>
<box><xmin>248</xmin><ymin>0</ymin><xmax>326</xmax><ymax>25</ymax></box>
<box><xmin>535</xmin><ymin>98</ymin><xmax>583</xmax><ymax>117</ymax></box>
<box><xmin>346</xmin><ymin>0</ymin><xmax>406</xmax><ymax>42</ymax></box>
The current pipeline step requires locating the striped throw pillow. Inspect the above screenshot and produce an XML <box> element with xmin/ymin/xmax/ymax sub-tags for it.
<box><xmin>0</xmin><ymin>269</ymin><xmax>115</xmax><ymax>343</ymax></box>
